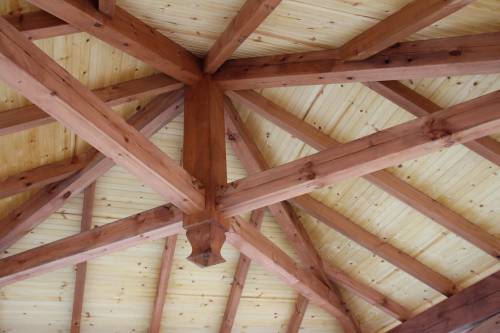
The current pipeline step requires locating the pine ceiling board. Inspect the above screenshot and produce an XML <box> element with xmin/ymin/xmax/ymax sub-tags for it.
<box><xmin>410</xmin><ymin>0</ymin><xmax>500</xmax><ymax>40</ymax></box>
<box><xmin>0</xmin><ymin>202</ymin><xmax>82</xmax><ymax>333</ymax></box>
<box><xmin>236</xmin><ymin>0</ymin><xmax>412</xmax><ymax>59</ymax></box>
<box><xmin>118</xmin><ymin>0</ymin><xmax>247</xmax><ymax>58</ymax></box>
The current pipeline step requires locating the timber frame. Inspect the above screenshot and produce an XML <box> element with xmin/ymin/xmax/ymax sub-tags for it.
<box><xmin>0</xmin><ymin>0</ymin><xmax>498</xmax><ymax>332</ymax></box>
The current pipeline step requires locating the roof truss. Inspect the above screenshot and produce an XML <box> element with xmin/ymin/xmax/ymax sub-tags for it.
<box><xmin>0</xmin><ymin>0</ymin><xmax>498</xmax><ymax>332</ymax></box>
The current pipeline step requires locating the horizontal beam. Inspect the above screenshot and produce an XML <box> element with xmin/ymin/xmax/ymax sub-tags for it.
<box><xmin>204</xmin><ymin>0</ymin><xmax>282</xmax><ymax>73</ymax></box>
<box><xmin>291</xmin><ymin>195</ymin><xmax>455</xmax><ymax>295</ymax></box>
<box><xmin>388</xmin><ymin>272</ymin><xmax>500</xmax><ymax>333</ymax></box>
<box><xmin>0</xmin><ymin>205</ymin><xmax>182</xmax><ymax>287</ymax></box>
<box><xmin>4</xmin><ymin>10</ymin><xmax>76</xmax><ymax>40</ymax></box>
<box><xmin>364</xmin><ymin>80</ymin><xmax>500</xmax><ymax>167</ymax></box>
<box><xmin>214</xmin><ymin>32</ymin><xmax>500</xmax><ymax>89</ymax></box>
<box><xmin>0</xmin><ymin>90</ymin><xmax>184</xmax><ymax>252</ymax></box>
<box><xmin>225</xmin><ymin>216</ymin><xmax>355</xmax><ymax>325</ymax></box>
<box><xmin>223</xmin><ymin>90</ymin><xmax>500</xmax><ymax>258</ymax></box>
<box><xmin>27</xmin><ymin>0</ymin><xmax>202</xmax><ymax>84</ymax></box>
<box><xmin>0</xmin><ymin>16</ymin><xmax>204</xmax><ymax>213</ymax></box>
<box><xmin>336</xmin><ymin>0</ymin><xmax>473</xmax><ymax>61</ymax></box>
<box><xmin>0</xmin><ymin>73</ymin><xmax>182</xmax><ymax>137</ymax></box>
<box><xmin>218</xmin><ymin>90</ymin><xmax>500</xmax><ymax>236</ymax></box>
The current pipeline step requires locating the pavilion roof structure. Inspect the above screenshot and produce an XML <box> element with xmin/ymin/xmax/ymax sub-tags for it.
<box><xmin>0</xmin><ymin>1</ymin><xmax>498</xmax><ymax>332</ymax></box>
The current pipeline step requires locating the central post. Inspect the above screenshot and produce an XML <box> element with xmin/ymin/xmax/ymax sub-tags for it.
<box><xmin>183</xmin><ymin>75</ymin><xmax>228</xmax><ymax>267</ymax></box>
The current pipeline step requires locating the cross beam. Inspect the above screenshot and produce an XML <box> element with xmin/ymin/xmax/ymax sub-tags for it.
<box><xmin>0</xmin><ymin>15</ymin><xmax>204</xmax><ymax>213</ymax></box>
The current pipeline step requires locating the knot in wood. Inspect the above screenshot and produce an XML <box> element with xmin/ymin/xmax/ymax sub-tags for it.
<box><xmin>423</xmin><ymin>118</ymin><xmax>453</xmax><ymax>146</ymax></box>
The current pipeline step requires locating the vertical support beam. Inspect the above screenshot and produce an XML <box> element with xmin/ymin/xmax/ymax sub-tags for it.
<box><xmin>219</xmin><ymin>209</ymin><xmax>265</xmax><ymax>333</ymax></box>
<box><xmin>286</xmin><ymin>295</ymin><xmax>309</xmax><ymax>333</ymax></box>
<box><xmin>183</xmin><ymin>75</ymin><xmax>228</xmax><ymax>267</ymax></box>
<box><xmin>149</xmin><ymin>235</ymin><xmax>178</xmax><ymax>333</ymax></box>
<box><xmin>70</xmin><ymin>182</ymin><xmax>96</xmax><ymax>333</ymax></box>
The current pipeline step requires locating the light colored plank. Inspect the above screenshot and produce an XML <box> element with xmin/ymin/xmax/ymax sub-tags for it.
<box><xmin>0</xmin><ymin>16</ymin><xmax>203</xmax><ymax>213</ymax></box>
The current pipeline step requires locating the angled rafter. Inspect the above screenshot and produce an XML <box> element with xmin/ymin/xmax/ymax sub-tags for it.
<box><xmin>0</xmin><ymin>205</ymin><xmax>183</xmax><ymax>287</ymax></box>
<box><xmin>0</xmin><ymin>90</ymin><xmax>184</xmax><ymax>252</ymax></box>
<box><xmin>0</xmin><ymin>17</ymin><xmax>203</xmax><ymax>213</ymax></box>
<box><xmin>388</xmin><ymin>272</ymin><xmax>500</xmax><ymax>333</ymax></box>
<box><xmin>204</xmin><ymin>0</ymin><xmax>282</xmax><ymax>73</ymax></box>
<box><xmin>226</xmin><ymin>90</ymin><xmax>500</xmax><ymax>258</ymax></box>
<box><xmin>183</xmin><ymin>76</ymin><xmax>228</xmax><ymax>267</ymax></box>
<box><xmin>219</xmin><ymin>90</ymin><xmax>500</xmax><ymax>260</ymax></box>
<box><xmin>225</xmin><ymin>216</ymin><xmax>358</xmax><ymax>329</ymax></box>
<box><xmin>219</xmin><ymin>209</ymin><xmax>266</xmax><ymax>333</ymax></box>
<box><xmin>27</xmin><ymin>0</ymin><xmax>202</xmax><ymax>84</ymax></box>
<box><xmin>214</xmin><ymin>32</ymin><xmax>500</xmax><ymax>90</ymax></box>
<box><xmin>336</xmin><ymin>0</ymin><xmax>473</xmax><ymax>61</ymax></box>
<box><xmin>70</xmin><ymin>182</ymin><xmax>96</xmax><ymax>333</ymax></box>
<box><xmin>291</xmin><ymin>195</ymin><xmax>455</xmax><ymax>295</ymax></box>
<box><xmin>149</xmin><ymin>235</ymin><xmax>178</xmax><ymax>333</ymax></box>
<box><xmin>0</xmin><ymin>158</ymin><xmax>84</xmax><ymax>200</ymax></box>
<box><xmin>4</xmin><ymin>11</ymin><xmax>76</xmax><ymax>40</ymax></box>
<box><xmin>364</xmin><ymin>80</ymin><xmax>500</xmax><ymax>166</ymax></box>
<box><xmin>0</xmin><ymin>74</ymin><xmax>182</xmax><ymax>137</ymax></box>
<box><xmin>225</xmin><ymin>100</ymin><xmax>409</xmax><ymax>322</ymax></box>
<box><xmin>225</xmin><ymin>99</ymin><xmax>360</xmax><ymax>332</ymax></box>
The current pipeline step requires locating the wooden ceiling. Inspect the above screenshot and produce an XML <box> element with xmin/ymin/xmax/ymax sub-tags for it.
<box><xmin>0</xmin><ymin>0</ymin><xmax>499</xmax><ymax>332</ymax></box>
